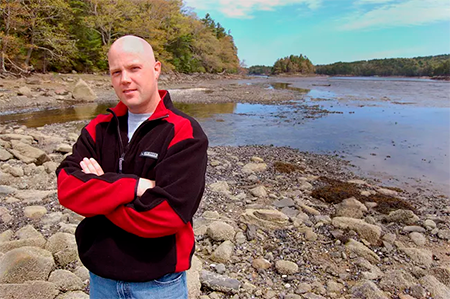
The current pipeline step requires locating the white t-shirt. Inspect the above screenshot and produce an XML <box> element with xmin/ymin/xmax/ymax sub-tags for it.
<box><xmin>128</xmin><ymin>111</ymin><xmax>152</xmax><ymax>141</ymax></box>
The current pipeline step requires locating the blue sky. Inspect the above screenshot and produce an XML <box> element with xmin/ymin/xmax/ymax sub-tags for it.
<box><xmin>183</xmin><ymin>0</ymin><xmax>450</xmax><ymax>67</ymax></box>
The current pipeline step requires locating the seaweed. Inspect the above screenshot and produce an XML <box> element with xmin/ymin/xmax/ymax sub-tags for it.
<box><xmin>273</xmin><ymin>161</ymin><xmax>304</xmax><ymax>173</ymax></box>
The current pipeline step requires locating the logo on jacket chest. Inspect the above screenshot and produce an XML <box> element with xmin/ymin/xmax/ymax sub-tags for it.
<box><xmin>140</xmin><ymin>151</ymin><xmax>159</xmax><ymax>159</ymax></box>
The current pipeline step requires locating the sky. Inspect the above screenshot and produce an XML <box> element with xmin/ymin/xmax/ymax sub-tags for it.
<box><xmin>182</xmin><ymin>0</ymin><xmax>450</xmax><ymax>67</ymax></box>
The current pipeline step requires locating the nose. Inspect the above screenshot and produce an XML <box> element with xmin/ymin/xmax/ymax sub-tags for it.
<box><xmin>120</xmin><ymin>71</ymin><xmax>131</xmax><ymax>84</ymax></box>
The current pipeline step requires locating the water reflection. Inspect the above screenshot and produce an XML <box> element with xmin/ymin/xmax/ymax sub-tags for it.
<box><xmin>0</xmin><ymin>101</ymin><xmax>237</xmax><ymax>127</ymax></box>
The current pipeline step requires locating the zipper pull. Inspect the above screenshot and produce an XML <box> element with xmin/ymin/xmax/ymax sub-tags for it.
<box><xmin>119</xmin><ymin>153</ymin><xmax>125</xmax><ymax>174</ymax></box>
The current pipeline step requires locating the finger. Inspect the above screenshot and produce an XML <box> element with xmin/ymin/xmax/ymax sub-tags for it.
<box><xmin>80</xmin><ymin>160</ymin><xmax>88</xmax><ymax>173</ymax></box>
<box><xmin>90</xmin><ymin>158</ymin><xmax>104</xmax><ymax>175</ymax></box>
<box><xmin>85</xmin><ymin>159</ymin><xmax>97</xmax><ymax>174</ymax></box>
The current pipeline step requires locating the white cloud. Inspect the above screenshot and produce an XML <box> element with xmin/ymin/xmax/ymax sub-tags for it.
<box><xmin>184</xmin><ymin>0</ymin><xmax>322</xmax><ymax>19</ymax></box>
<box><xmin>340</xmin><ymin>0</ymin><xmax>450</xmax><ymax>30</ymax></box>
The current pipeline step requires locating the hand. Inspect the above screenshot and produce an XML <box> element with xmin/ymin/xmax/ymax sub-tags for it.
<box><xmin>80</xmin><ymin>157</ymin><xmax>104</xmax><ymax>176</ymax></box>
<box><xmin>137</xmin><ymin>178</ymin><xmax>155</xmax><ymax>197</ymax></box>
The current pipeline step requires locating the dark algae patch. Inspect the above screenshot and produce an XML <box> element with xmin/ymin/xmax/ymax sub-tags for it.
<box><xmin>273</xmin><ymin>161</ymin><xmax>304</xmax><ymax>173</ymax></box>
<box><xmin>311</xmin><ymin>176</ymin><xmax>416</xmax><ymax>214</ymax></box>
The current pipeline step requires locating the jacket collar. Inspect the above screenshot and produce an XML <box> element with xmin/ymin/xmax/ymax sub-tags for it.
<box><xmin>110</xmin><ymin>90</ymin><xmax>171</xmax><ymax>120</ymax></box>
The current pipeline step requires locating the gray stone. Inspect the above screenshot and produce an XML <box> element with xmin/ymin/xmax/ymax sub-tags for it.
<box><xmin>18</xmin><ymin>86</ymin><xmax>32</xmax><ymax>97</ymax></box>
<box><xmin>0</xmin><ymin>230</ymin><xmax>13</xmax><ymax>242</ymax></box>
<box><xmin>345</xmin><ymin>239</ymin><xmax>380</xmax><ymax>263</ymax></box>
<box><xmin>438</xmin><ymin>229</ymin><xmax>450</xmax><ymax>240</ymax></box>
<box><xmin>275</xmin><ymin>260</ymin><xmax>298</xmax><ymax>275</ymax></box>
<box><xmin>14</xmin><ymin>189</ymin><xmax>54</xmax><ymax>203</ymax></box>
<box><xmin>299</xmin><ymin>203</ymin><xmax>320</xmax><ymax>215</ymax></box>
<box><xmin>251</xmin><ymin>156</ymin><xmax>264</xmax><ymax>163</ymax></box>
<box><xmin>24</xmin><ymin>206</ymin><xmax>47</xmax><ymax>219</ymax></box>
<box><xmin>74</xmin><ymin>266</ymin><xmax>90</xmax><ymax>282</ymax></box>
<box><xmin>0</xmin><ymin>281</ymin><xmax>59</xmax><ymax>299</ymax></box>
<box><xmin>211</xmin><ymin>240</ymin><xmax>233</xmax><ymax>263</ymax></box>
<box><xmin>377</xmin><ymin>187</ymin><xmax>398</xmax><ymax>196</ymax></box>
<box><xmin>200</xmin><ymin>270</ymin><xmax>241</xmax><ymax>293</ymax></box>
<box><xmin>401</xmin><ymin>247</ymin><xmax>433</xmax><ymax>268</ymax></box>
<box><xmin>351</xmin><ymin>280</ymin><xmax>389</xmax><ymax>299</ymax></box>
<box><xmin>273</xmin><ymin>198</ymin><xmax>295</xmax><ymax>208</ymax></box>
<box><xmin>403</xmin><ymin>226</ymin><xmax>426</xmax><ymax>233</ymax></box>
<box><xmin>252</xmin><ymin>258</ymin><xmax>271</xmax><ymax>270</ymax></box>
<box><xmin>56</xmin><ymin>143</ymin><xmax>72</xmax><ymax>153</ymax></box>
<box><xmin>45</xmin><ymin>232</ymin><xmax>78</xmax><ymax>266</ymax></box>
<box><xmin>240</xmin><ymin>209</ymin><xmax>289</xmax><ymax>230</ymax></box>
<box><xmin>0</xmin><ymin>147</ymin><xmax>13</xmax><ymax>161</ymax></box>
<box><xmin>385</xmin><ymin>209</ymin><xmax>419</xmax><ymax>225</ymax></box>
<box><xmin>0</xmin><ymin>134</ymin><xmax>33</xmax><ymax>143</ymax></box>
<box><xmin>355</xmin><ymin>257</ymin><xmax>384</xmax><ymax>280</ymax></box>
<box><xmin>249</xmin><ymin>185</ymin><xmax>267</xmax><ymax>197</ymax></box>
<box><xmin>409</xmin><ymin>232</ymin><xmax>426</xmax><ymax>246</ymax></box>
<box><xmin>0</xmin><ymin>185</ymin><xmax>17</xmax><ymax>196</ymax></box>
<box><xmin>234</xmin><ymin>231</ymin><xmax>246</xmax><ymax>244</ymax></box>
<box><xmin>209</xmin><ymin>181</ymin><xmax>230</xmax><ymax>194</ymax></box>
<box><xmin>72</xmin><ymin>79</ymin><xmax>97</xmax><ymax>102</ymax></box>
<box><xmin>187</xmin><ymin>255</ymin><xmax>202</xmax><ymax>299</ymax></box>
<box><xmin>327</xmin><ymin>280</ymin><xmax>344</xmax><ymax>293</ymax></box>
<box><xmin>3</xmin><ymin>165</ymin><xmax>23</xmax><ymax>177</ymax></box>
<box><xmin>335</xmin><ymin>197</ymin><xmax>367</xmax><ymax>219</ymax></box>
<box><xmin>56</xmin><ymin>291</ymin><xmax>90</xmax><ymax>299</ymax></box>
<box><xmin>379</xmin><ymin>270</ymin><xmax>415</xmax><ymax>292</ymax></box>
<box><xmin>0</xmin><ymin>246</ymin><xmax>55</xmax><ymax>283</ymax></box>
<box><xmin>298</xmin><ymin>181</ymin><xmax>313</xmax><ymax>191</ymax></box>
<box><xmin>332</xmin><ymin>217</ymin><xmax>382</xmax><ymax>245</ymax></box>
<box><xmin>419</xmin><ymin>275</ymin><xmax>450</xmax><ymax>299</ymax></box>
<box><xmin>49</xmin><ymin>269</ymin><xmax>84</xmax><ymax>291</ymax></box>
<box><xmin>430</xmin><ymin>267</ymin><xmax>450</xmax><ymax>287</ymax></box>
<box><xmin>424</xmin><ymin>219</ymin><xmax>437</xmax><ymax>230</ymax></box>
<box><xmin>242</xmin><ymin>162</ymin><xmax>267</xmax><ymax>174</ymax></box>
<box><xmin>207</xmin><ymin>221</ymin><xmax>235</xmax><ymax>241</ymax></box>
<box><xmin>9</xmin><ymin>140</ymin><xmax>50</xmax><ymax>165</ymax></box>
<box><xmin>295</xmin><ymin>282</ymin><xmax>312</xmax><ymax>294</ymax></box>
<box><xmin>43</xmin><ymin>161</ymin><xmax>58</xmax><ymax>174</ymax></box>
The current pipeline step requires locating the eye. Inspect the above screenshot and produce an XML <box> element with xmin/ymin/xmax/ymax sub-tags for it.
<box><xmin>111</xmin><ymin>70</ymin><xmax>121</xmax><ymax>76</ymax></box>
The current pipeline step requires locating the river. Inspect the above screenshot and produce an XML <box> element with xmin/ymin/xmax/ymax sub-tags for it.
<box><xmin>1</xmin><ymin>76</ymin><xmax>449</xmax><ymax>195</ymax></box>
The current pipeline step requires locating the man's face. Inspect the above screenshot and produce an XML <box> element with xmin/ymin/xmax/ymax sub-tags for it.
<box><xmin>108</xmin><ymin>46</ymin><xmax>161</xmax><ymax>114</ymax></box>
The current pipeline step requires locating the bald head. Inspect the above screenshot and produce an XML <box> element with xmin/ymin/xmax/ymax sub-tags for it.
<box><xmin>108</xmin><ymin>35</ymin><xmax>156</xmax><ymax>64</ymax></box>
<box><xmin>107</xmin><ymin>35</ymin><xmax>162</xmax><ymax>114</ymax></box>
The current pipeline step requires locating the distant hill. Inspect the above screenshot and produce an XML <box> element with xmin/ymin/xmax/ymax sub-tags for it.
<box><xmin>315</xmin><ymin>55</ymin><xmax>450</xmax><ymax>77</ymax></box>
<box><xmin>248</xmin><ymin>54</ymin><xmax>314</xmax><ymax>75</ymax></box>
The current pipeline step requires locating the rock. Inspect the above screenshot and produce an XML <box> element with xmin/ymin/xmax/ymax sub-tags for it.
<box><xmin>377</xmin><ymin>187</ymin><xmax>398</xmax><ymax>196</ymax></box>
<box><xmin>332</xmin><ymin>217</ymin><xmax>382</xmax><ymax>245</ymax></box>
<box><xmin>251</xmin><ymin>156</ymin><xmax>264</xmax><ymax>163</ymax></box>
<box><xmin>335</xmin><ymin>197</ymin><xmax>367</xmax><ymax>219</ymax></box>
<box><xmin>0</xmin><ymin>134</ymin><xmax>33</xmax><ymax>143</ymax></box>
<box><xmin>382</xmin><ymin>233</ymin><xmax>396</xmax><ymax>244</ymax></box>
<box><xmin>242</xmin><ymin>162</ymin><xmax>267</xmax><ymax>174</ymax></box>
<box><xmin>0</xmin><ymin>185</ymin><xmax>17</xmax><ymax>196</ymax></box>
<box><xmin>0</xmin><ymin>281</ymin><xmax>59</xmax><ymax>299</ymax></box>
<box><xmin>379</xmin><ymin>270</ymin><xmax>415</xmax><ymax>293</ymax></box>
<box><xmin>0</xmin><ymin>230</ymin><xmax>13</xmax><ymax>242</ymax></box>
<box><xmin>298</xmin><ymin>181</ymin><xmax>313</xmax><ymax>191</ymax></box>
<box><xmin>249</xmin><ymin>185</ymin><xmax>267</xmax><ymax>197</ymax></box>
<box><xmin>210</xmin><ymin>240</ymin><xmax>234</xmax><ymax>263</ymax></box>
<box><xmin>0</xmin><ymin>147</ymin><xmax>13</xmax><ymax>161</ymax></box>
<box><xmin>0</xmin><ymin>225</ymin><xmax>46</xmax><ymax>253</ymax></box>
<box><xmin>17</xmin><ymin>86</ymin><xmax>32</xmax><ymax>97</ymax></box>
<box><xmin>187</xmin><ymin>255</ymin><xmax>202</xmax><ymax>299</ymax></box>
<box><xmin>240</xmin><ymin>209</ymin><xmax>289</xmax><ymax>230</ymax></box>
<box><xmin>302</xmin><ymin>294</ymin><xmax>326</xmax><ymax>299</ymax></box>
<box><xmin>273</xmin><ymin>198</ymin><xmax>295</xmax><ymax>208</ymax></box>
<box><xmin>24</xmin><ymin>205</ymin><xmax>47</xmax><ymax>219</ymax></box>
<box><xmin>419</xmin><ymin>275</ymin><xmax>450</xmax><ymax>299</ymax></box>
<box><xmin>15</xmin><ymin>225</ymin><xmax>44</xmax><ymax>240</ymax></box>
<box><xmin>252</xmin><ymin>258</ymin><xmax>271</xmax><ymax>270</ymax></box>
<box><xmin>0</xmin><ymin>246</ymin><xmax>55</xmax><ymax>283</ymax></box>
<box><xmin>73</xmin><ymin>266</ymin><xmax>90</xmax><ymax>282</ymax></box>
<box><xmin>403</xmin><ymin>225</ymin><xmax>425</xmax><ymax>233</ymax></box>
<box><xmin>351</xmin><ymin>280</ymin><xmax>389</xmax><ymax>299</ymax></box>
<box><xmin>3</xmin><ymin>165</ymin><xmax>23</xmax><ymax>177</ymax></box>
<box><xmin>209</xmin><ymin>181</ymin><xmax>230</xmax><ymax>194</ymax></box>
<box><xmin>295</xmin><ymin>282</ymin><xmax>312</xmax><ymax>294</ymax></box>
<box><xmin>355</xmin><ymin>258</ymin><xmax>384</xmax><ymax>280</ymax></box>
<box><xmin>400</xmin><ymin>248</ymin><xmax>433</xmax><ymax>268</ymax></box>
<box><xmin>385</xmin><ymin>209</ymin><xmax>419</xmax><ymax>225</ymax></box>
<box><xmin>200</xmin><ymin>270</ymin><xmax>241</xmax><ymax>293</ymax></box>
<box><xmin>56</xmin><ymin>143</ymin><xmax>72</xmax><ymax>153</ymax></box>
<box><xmin>234</xmin><ymin>231</ymin><xmax>246</xmax><ymax>244</ymax></box>
<box><xmin>430</xmin><ymin>267</ymin><xmax>450</xmax><ymax>287</ymax></box>
<box><xmin>43</xmin><ymin>161</ymin><xmax>58</xmax><ymax>174</ymax></box>
<box><xmin>327</xmin><ymin>280</ymin><xmax>344</xmax><ymax>293</ymax></box>
<box><xmin>56</xmin><ymin>291</ymin><xmax>90</xmax><ymax>299</ymax></box>
<box><xmin>299</xmin><ymin>203</ymin><xmax>320</xmax><ymax>216</ymax></box>
<box><xmin>45</xmin><ymin>232</ymin><xmax>78</xmax><ymax>266</ymax></box>
<box><xmin>275</xmin><ymin>260</ymin><xmax>298</xmax><ymax>275</ymax></box>
<box><xmin>438</xmin><ymin>229</ymin><xmax>450</xmax><ymax>240</ymax></box>
<box><xmin>48</xmin><ymin>269</ymin><xmax>84</xmax><ymax>292</ymax></box>
<box><xmin>345</xmin><ymin>239</ymin><xmax>380</xmax><ymax>263</ymax></box>
<box><xmin>72</xmin><ymin>79</ymin><xmax>97</xmax><ymax>102</ymax></box>
<box><xmin>424</xmin><ymin>219</ymin><xmax>437</xmax><ymax>230</ymax></box>
<box><xmin>207</xmin><ymin>221</ymin><xmax>235</xmax><ymax>241</ymax></box>
<box><xmin>409</xmin><ymin>232</ymin><xmax>426</xmax><ymax>246</ymax></box>
<box><xmin>9</xmin><ymin>140</ymin><xmax>50</xmax><ymax>165</ymax></box>
<box><xmin>14</xmin><ymin>189</ymin><xmax>54</xmax><ymax>203</ymax></box>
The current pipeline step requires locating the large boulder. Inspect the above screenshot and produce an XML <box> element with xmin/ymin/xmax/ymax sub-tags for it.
<box><xmin>72</xmin><ymin>79</ymin><xmax>97</xmax><ymax>102</ymax></box>
<box><xmin>0</xmin><ymin>246</ymin><xmax>55</xmax><ymax>283</ymax></box>
<box><xmin>0</xmin><ymin>281</ymin><xmax>59</xmax><ymax>299</ymax></box>
<box><xmin>9</xmin><ymin>140</ymin><xmax>50</xmax><ymax>165</ymax></box>
<box><xmin>332</xmin><ymin>217</ymin><xmax>382</xmax><ymax>245</ymax></box>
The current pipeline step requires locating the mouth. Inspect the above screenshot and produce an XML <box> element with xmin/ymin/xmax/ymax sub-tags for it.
<box><xmin>123</xmin><ymin>89</ymin><xmax>137</xmax><ymax>94</ymax></box>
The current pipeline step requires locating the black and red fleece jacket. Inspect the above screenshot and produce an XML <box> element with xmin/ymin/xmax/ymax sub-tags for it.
<box><xmin>56</xmin><ymin>90</ymin><xmax>208</xmax><ymax>282</ymax></box>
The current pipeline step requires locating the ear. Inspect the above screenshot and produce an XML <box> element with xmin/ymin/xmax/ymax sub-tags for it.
<box><xmin>154</xmin><ymin>61</ymin><xmax>162</xmax><ymax>79</ymax></box>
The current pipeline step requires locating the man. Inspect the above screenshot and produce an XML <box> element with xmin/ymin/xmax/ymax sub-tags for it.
<box><xmin>56</xmin><ymin>35</ymin><xmax>208</xmax><ymax>298</ymax></box>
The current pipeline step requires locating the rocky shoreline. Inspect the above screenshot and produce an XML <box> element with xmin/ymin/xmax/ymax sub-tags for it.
<box><xmin>0</xmin><ymin>119</ymin><xmax>449</xmax><ymax>299</ymax></box>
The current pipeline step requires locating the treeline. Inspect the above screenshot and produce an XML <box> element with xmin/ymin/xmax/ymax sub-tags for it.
<box><xmin>248</xmin><ymin>54</ymin><xmax>314</xmax><ymax>75</ymax></box>
<box><xmin>0</xmin><ymin>0</ymin><xmax>239</xmax><ymax>74</ymax></box>
<box><xmin>315</xmin><ymin>55</ymin><xmax>450</xmax><ymax>77</ymax></box>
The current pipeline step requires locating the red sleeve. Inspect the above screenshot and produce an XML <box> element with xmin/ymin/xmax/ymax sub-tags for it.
<box><xmin>56</xmin><ymin>125</ymin><xmax>138</xmax><ymax>217</ymax></box>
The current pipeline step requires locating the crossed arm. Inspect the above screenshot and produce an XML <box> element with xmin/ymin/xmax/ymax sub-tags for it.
<box><xmin>80</xmin><ymin>157</ymin><xmax>155</xmax><ymax>197</ymax></box>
